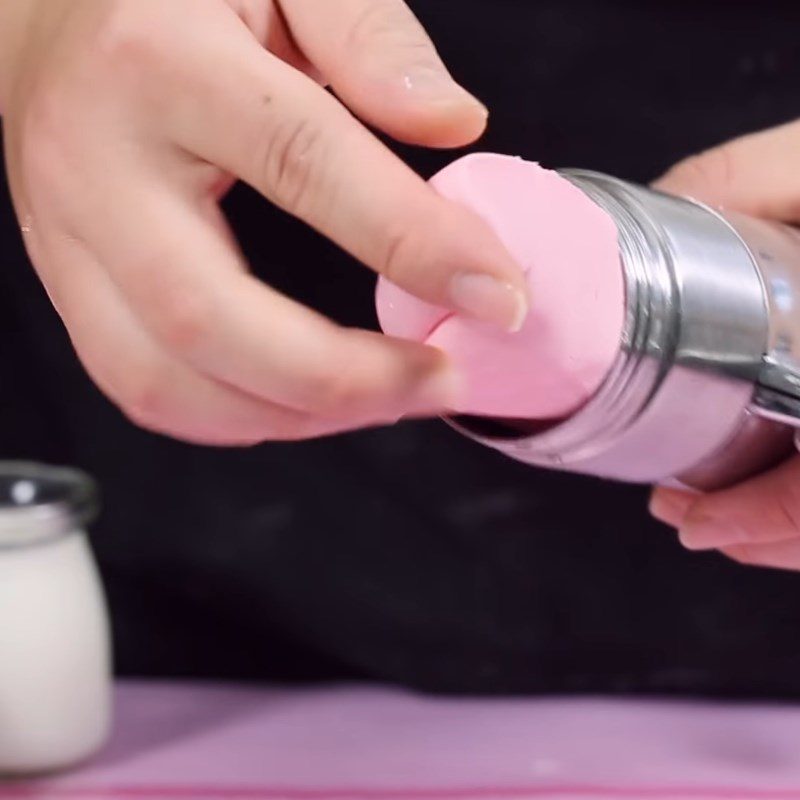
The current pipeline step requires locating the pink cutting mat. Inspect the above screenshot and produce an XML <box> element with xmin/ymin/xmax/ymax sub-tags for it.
<box><xmin>3</xmin><ymin>682</ymin><xmax>800</xmax><ymax>799</ymax></box>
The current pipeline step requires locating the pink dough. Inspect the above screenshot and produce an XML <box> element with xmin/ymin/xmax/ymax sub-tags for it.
<box><xmin>375</xmin><ymin>153</ymin><xmax>625</xmax><ymax>419</ymax></box>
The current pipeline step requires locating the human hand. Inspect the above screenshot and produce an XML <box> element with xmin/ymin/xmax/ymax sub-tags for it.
<box><xmin>0</xmin><ymin>0</ymin><xmax>528</xmax><ymax>444</ymax></box>
<box><xmin>650</xmin><ymin>120</ymin><xmax>800</xmax><ymax>570</ymax></box>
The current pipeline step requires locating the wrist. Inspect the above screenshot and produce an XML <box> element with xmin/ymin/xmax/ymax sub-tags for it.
<box><xmin>0</xmin><ymin>0</ymin><xmax>36</xmax><ymax>114</ymax></box>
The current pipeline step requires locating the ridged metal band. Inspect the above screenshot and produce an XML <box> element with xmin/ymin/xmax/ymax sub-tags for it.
<box><xmin>448</xmin><ymin>171</ymin><xmax>772</xmax><ymax>486</ymax></box>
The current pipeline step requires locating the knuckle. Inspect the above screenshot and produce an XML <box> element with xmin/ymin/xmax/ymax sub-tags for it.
<box><xmin>92</xmin><ymin>1</ymin><xmax>165</xmax><ymax>73</ymax></box>
<box><xmin>260</xmin><ymin>117</ymin><xmax>329</xmax><ymax>218</ymax></box>
<box><xmin>302</xmin><ymin>368</ymin><xmax>353</xmax><ymax>414</ymax></box>
<box><xmin>295</xmin><ymin>359</ymin><xmax>364</xmax><ymax>415</ymax></box>
<box><xmin>148</xmin><ymin>282</ymin><xmax>214</xmax><ymax>354</ymax></box>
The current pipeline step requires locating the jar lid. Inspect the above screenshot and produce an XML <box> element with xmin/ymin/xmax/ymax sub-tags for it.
<box><xmin>0</xmin><ymin>463</ymin><xmax>98</xmax><ymax>549</ymax></box>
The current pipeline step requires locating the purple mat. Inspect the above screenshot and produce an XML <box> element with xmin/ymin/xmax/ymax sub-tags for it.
<box><xmin>3</xmin><ymin>681</ymin><xmax>800</xmax><ymax>799</ymax></box>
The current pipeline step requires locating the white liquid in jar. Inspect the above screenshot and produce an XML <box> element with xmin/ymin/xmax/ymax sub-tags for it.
<box><xmin>0</xmin><ymin>468</ymin><xmax>111</xmax><ymax>775</ymax></box>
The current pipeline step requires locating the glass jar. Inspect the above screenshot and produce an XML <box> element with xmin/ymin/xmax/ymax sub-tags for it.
<box><xmin>0</xmin><ymin>463</ymin><xmax>111</xmax><ymax>775</ymax></box>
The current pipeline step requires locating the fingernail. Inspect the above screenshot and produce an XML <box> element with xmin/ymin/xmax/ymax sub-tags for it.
<box><xmin>403</xmin><ymin>67</ymin><xmax>488</xmax><ymax>114</ymax></box>
<box><xmin>448</xmin><ymin>272</ymin><xmax>529</xmax><ymax>332</ymax></box>
<box><xmin>678</xmin><ymin>518</ymin><xmax>749</xmax><ymax>551</ymax></box>
<box><xmin>649</xmin><ymin>489</ymin><xmax>694</xmax><ymax>528</ymax></box>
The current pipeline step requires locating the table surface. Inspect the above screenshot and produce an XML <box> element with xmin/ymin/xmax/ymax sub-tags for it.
<box><xmin>3</xmin><ymin>681</ymin><xmax>800</xmax><ymax>799</ymax></box>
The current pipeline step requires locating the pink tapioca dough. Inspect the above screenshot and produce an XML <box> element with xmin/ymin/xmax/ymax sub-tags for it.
<box><xmin>375</xmin><ymin>153</ymin><xmax>625</xmax><ymax>419</ymax></box>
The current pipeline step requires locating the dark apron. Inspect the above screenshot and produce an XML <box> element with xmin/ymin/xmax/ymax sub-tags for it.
<box><xmin>2</xmin><ymin>0</ymin><xmax>800</xmax><ymax>696</ymax></box>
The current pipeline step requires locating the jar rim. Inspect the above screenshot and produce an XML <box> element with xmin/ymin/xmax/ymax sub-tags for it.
<box><xmin>0</xmin><ymin>462</ymin><xmax>99</xmax><ymax>550</ymax></box>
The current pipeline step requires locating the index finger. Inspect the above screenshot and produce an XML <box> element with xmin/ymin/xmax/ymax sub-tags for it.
<box><xmin>655</xmin><ymin>120</ymin><xmax>800</xmax><ymax>222</ymax></box>
<box><xmin>280</xmin><ymin>0</ymin><xmax>488</xmax><ymax>148</ymax></box>
<box><xmin>165</xmin><ymin>18</ymin><xmax>528</xmax><ymax>332</ymax></box>
<box><xmin>75</xmin><ymin>174</ymin><xmax>458</xmax><ymax>423</ymax></box>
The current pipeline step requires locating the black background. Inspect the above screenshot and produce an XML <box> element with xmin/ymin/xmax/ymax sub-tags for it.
<box><xmin>3</xmin><ymin>0</ymin><xmax>800</xmax><ymax>696</ymax></box>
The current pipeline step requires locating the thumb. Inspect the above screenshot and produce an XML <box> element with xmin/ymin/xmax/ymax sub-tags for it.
<box><xmin>655</xmin><ymin>457</ymin><xmax>800</xmax><ymax>552</ymax></box>
<box><xmin>654</xmin><ymin>119</ymin><xmax>800</xmax><ymax>222</ymax></box>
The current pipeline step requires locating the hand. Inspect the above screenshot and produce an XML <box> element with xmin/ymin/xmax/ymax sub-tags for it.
<box><xmin>650</xmin><ymin>120</ymin><xmax>800</xmax><ymax>570</ymax></box>
<box><xmin>0</xmin><ymin>0</ymin><xmax>528</xmax><ymax>444</ymax></box>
